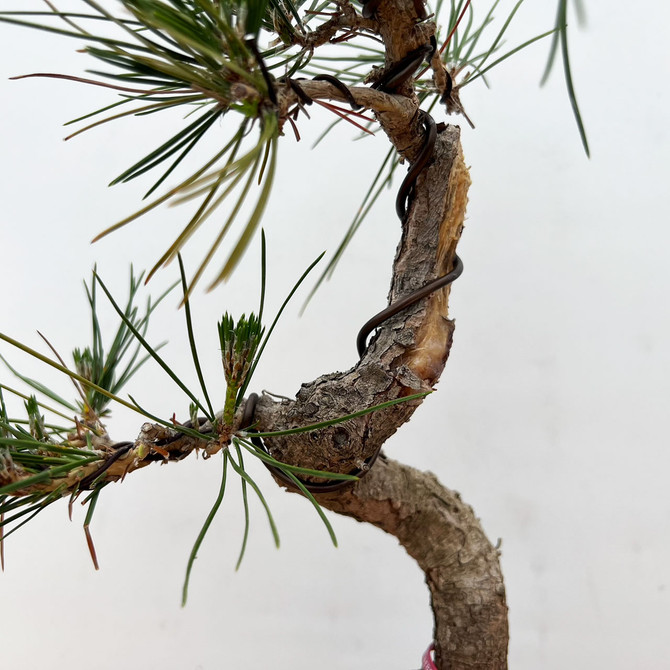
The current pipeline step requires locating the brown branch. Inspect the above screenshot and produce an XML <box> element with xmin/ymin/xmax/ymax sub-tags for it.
<box><xmin>277</xmin><ymin>79</ymin><xmax>416</xmax><ymax>126</ymax></box>
<box><xmin>6</xmin><ymin>423</ymin><xmax>213</xmax><ymax>496</ymax></box>
<box><xmin>293</xmin><ymin>1</ymin><xmax>378</xmax><ymax>50</ymax></box>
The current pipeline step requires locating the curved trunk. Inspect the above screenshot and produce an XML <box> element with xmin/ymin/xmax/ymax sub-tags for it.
<box><xmin>319</xmin><ymin>457</ymin><xmax>508</xmax><ymax>669</ymax></box>
<box><xmin>254</xmin><ymin>126</ymin><xmax>509</xmax><ymax>668</ymax></box>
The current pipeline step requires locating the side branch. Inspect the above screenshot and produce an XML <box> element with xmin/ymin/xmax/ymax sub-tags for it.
<box><xmin>3</xmin><ymin>422</ymin><xmax>213</xmax><ymax>496</ymax></box>
<box><xmin>277</xmin><ymin>80</ymin><xmax>415</xmax><ymax>122</ymax></box>
<box><xmin>292</xmin><ymin>1</ymin><xmax>378</xmax><ymax>49</ymax></box>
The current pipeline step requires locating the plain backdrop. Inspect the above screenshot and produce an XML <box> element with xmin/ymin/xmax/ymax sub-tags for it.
<box><xmin>1</xmin><ymin>2</ymin><xmax>669</xmax><ymax>669</ymax></box>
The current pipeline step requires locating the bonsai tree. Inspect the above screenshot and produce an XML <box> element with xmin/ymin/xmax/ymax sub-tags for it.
<box><xmin>0</xmin><ymin>2</ymin><xmax>586</xmax><ymax>668</ymax></box>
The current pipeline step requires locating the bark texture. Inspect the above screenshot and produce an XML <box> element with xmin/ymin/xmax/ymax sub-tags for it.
<box><xmin>254</xmin><ymin>125</ymin><xmax>467</xmax><ymax>474</ymax></box>
<box><xmin>320</xmin><ymin>457</ymin><xmax>508</xmax><ymax>669</ymax></box>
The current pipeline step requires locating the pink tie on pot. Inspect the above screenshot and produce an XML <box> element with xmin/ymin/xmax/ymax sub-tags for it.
<box><xmin>422</xmin><ymin>643</ymin><xmax>437</xmax><ymax>670</ymax></box>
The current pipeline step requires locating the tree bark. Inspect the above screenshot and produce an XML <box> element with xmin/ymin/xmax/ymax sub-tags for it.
<box><xmin>319</xmin><ymin>457</ymin><xmax>508</xmax><ymax>669</ymax></box>
<box><xmin>251</xmin><ymin>122</ymin><xmax>509</xmax><ymax>668</ymax></box>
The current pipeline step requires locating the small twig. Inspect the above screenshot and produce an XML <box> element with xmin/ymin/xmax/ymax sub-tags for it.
<box><xmin>294</xmin><ymin>2</ymin><xmax>377</xmax><ymax>50</ymax></box>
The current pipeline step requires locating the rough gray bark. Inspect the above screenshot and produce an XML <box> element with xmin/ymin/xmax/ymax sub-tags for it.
<box><xmin>318</xmin><ymin>457</ymin><xmax>508</xmax><ymax>669</ymax></box>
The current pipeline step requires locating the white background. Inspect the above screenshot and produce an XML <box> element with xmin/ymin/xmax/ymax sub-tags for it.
<box><xmin>1</xmin><ymin>2</ymin><xmax>669</xmax><ymax>668</ymax></box>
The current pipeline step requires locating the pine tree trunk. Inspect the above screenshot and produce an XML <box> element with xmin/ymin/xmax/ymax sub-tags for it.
<box><xmin>254</xmin><ymin>124</ymin><xmax>509</xmax><ymax>669</ymax></box>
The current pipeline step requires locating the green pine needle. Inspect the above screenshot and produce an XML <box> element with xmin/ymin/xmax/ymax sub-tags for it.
<box><xmin>228</xmin><ymin>447</ymin><xmax>280</xmax><ymax>548</ymax></box>
<box><xmin>182</xmin><ymin>450</ymin><xmax>229</xmax><ymax>606</ymax></box>
<box><xmin>93</xmin><ymin>272</ymin><xmax>213</xmax><ymax>421</ymax></box>
<box><xmin>234</xmin><ymin>443</ymin><xmax>251</xmax><ymax>571</ymax></box>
